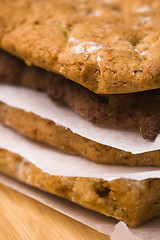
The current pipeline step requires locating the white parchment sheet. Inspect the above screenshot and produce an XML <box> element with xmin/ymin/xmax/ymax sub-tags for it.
<box><xmin>0</xmin><ymin>84</ymin><xmax>160</xmax><ymax>154</ymax></box>
<box><xmin>0</xmin><ymin>82</ymin><xmax>159</xmax><ymax>239</ymax></box>
<box><xmin>0</xmin><ymin>123</ymin><xmax>159</xmax><ymax>180</ymax></box>
<box><xmin>0</xmin><ymin>173</ymin><xmax>160</xmax><ymax>240</ymax></box>
<box><xmin>0</xmin><ymin>124</ymin><xmax>160</xmax><ymax>239</ymax></box>
<box><xmin>0</xmin><ymin>173</ymin><xmax>159</xmax><ymax>240</ymax></box>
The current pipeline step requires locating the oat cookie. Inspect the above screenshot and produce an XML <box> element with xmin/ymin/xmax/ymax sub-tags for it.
<box><xmin>1</xmin><ymin>0</ymin><xmax>160</xmax><ymax>93</ymax></box>
<box><xmin>0</xmin><ymin>101</ymin><xmax>160</xmax><ymax>167</ymax></box>
<box><xmin>1</xmin><ymin>147</ymin><xmax>160</xmax><ymax>227</ymax></box>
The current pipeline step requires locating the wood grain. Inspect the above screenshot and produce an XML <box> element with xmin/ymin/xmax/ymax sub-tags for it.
<box><xmin>0</xmin><ymin>184</ymin><xmax>110</xmax><ymax>240</ymax></box>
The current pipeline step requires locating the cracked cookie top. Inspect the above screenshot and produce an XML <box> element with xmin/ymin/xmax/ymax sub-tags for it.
<box><xmin>1</xmin><ymin>0</ymin><xmax>160</xmax><ymax>93</ymax></box>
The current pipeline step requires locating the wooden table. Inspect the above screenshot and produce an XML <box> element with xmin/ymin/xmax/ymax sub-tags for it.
<box><xmin>0</xmin><ymin>184</ymin><xmax>110</xmax><ymax>240</ymax></box>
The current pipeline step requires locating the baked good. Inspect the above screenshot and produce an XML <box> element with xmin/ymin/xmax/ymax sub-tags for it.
<box><xmin>1</xmin><ymin>0</ymin><xmax>160</xmax><ymax>94</ymax></box>
<box><xmin>0</xmin><ymin>0</ymin><xmax>160</xmax><ymax>231</ymax></box>
<box><xmin>1</xmin><ymin>101</ymin><xmax>160</xmax><ymax>167</ymax></box>
<box><xmin>1</xmin><ymin>143</ymin><xmax>160</xmax><ymax>227</ymax></box>
<box><xmin>48</xmin><ymin>78</ymin><xmax>160</xmax><ymax>141</ymax></box>
<box><xmin>0</xmin><ymin>50</ymin><xmax>160</xmax><ymax>141</ymax></box>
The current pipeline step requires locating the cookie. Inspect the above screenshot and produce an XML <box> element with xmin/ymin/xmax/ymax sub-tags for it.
<box><xmin>1</xmin><ymin>1</ymin><xmax>160</xmax><ymax>93</ymax></box>
<box><xmin>1</xmin><ymin>50</ymin><xmax>160</xmax><ymax>140</ymax></box>
<box><xmin>1</xmin><ymin>146</ymin><xmax>160</xmax><ymax>227</ymax></box>
<box><xmin>0</xmin><ymin>101</ymin><xmax>160</xmax><ymax>167</ymax></box>
<box><xmin>48</xmin><ymin>77</ymin><xmax>160</xmax><ymax>141</ymax></box>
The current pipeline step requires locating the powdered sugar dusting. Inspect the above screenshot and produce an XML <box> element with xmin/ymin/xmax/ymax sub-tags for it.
<box><xmin>69</xmin><ymin>37</ymin><xmax>79</xmax><ymax>44</ymax></box>
<box><xmin>134</xmin><ymin>49</ymin><xmax>140</xmax><ymax>54</ymax></box>
<box><xmin>134</xmin><ymin>48</ymin><xmax>147</xmax><ymax>56</ymax></box>
<box><xmin>86</xmin><ymin>43</ymin><xmax>105</xmax><ymax>53</ymax></box>
<box><xmin>136</xmin><ymin>6</ymin><xmax>151</xmax><ymax>13</ymax></box>
<box><xmin>97</xmin><ymin>53</ymin><xmax>102</xmax><ymax>67</ymax></box>
<box><xmin>140</xmin><ymin>51</ymin><xmax>147</xmax><ymax>56</ymax></box>
<box><xmin>72</xmin><ymin>44</ymin><xmax>85</xmax><ymax>54</ymax></box>
<box><xmin>139</xmin><ymin>17</ymin><xmax>151</xmax><ymax>25</ymax></box>
<box><xmin>69</xmin><ymin>38</ymin><xmax>107</xmax><ymax>55</ymax></box>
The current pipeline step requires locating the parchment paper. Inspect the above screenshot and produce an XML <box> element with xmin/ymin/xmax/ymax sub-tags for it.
<box><xmin>0</xmin><ymin>173</ymin><xmax>160</xmax><ymax>240</ymax></box>
<box><xmin>0</xmin><ymin>123</ymin><xmax>160</xmax><ymax>240</ymax></box>
<box><xmin>0</xmin><ymin>84</ymin><xmax>160</xmax><ymax>154</ymax></box>
<box><xmin>0</xmin><ymin>123</ymin><xmax>159</xmax><ymax>180</ymax></box>
<box><xmin>0</xmin><ymin>84</ymin><xmax>160</xmax><ymax>239</ymax></box>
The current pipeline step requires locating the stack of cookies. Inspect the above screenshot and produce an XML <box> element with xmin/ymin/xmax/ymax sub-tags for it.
<box><xmin>0</xmin><ymin>0</ymin><xmax>160</xmax><ymax>228</ymax></box>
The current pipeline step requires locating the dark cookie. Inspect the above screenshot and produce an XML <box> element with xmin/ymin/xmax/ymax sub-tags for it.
<box><xmin>0</xmin><ymin>50</ymin><xmax>160</xmax><ymax>141</ymax></box>
<box><xmin>48</xmin><ymin>78</ymin><xmax>160</xmax><ymax>141</ymax></box>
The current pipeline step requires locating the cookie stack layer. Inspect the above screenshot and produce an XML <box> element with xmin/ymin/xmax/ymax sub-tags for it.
<box><xmin>0</xmin><ymin>0</ymin><xmax>160</xmax><ymax>228</ymax></box>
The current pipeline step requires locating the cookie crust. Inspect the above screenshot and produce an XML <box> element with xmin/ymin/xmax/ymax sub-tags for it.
<box><xmin>0</xmin><ymin>101</ymin><xmax>160</xmax><ymax>167</ymax></box>
<box><xmin>1</xmin><ymin>147</ymin><xmax>160</xmax><ymax>227</ymax></box>
<box><xmin>1</xmin><ymin>1</ymin><xmax>160</xmax><ymax>93</ymax></box>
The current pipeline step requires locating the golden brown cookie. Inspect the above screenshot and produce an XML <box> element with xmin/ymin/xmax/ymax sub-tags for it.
<box><xmin>1</xmin><ymin>1</ymin><xmax>160</xmax><ymax>93</ymax></box>
<box><xmin>0</xmin><ymin>101</ymin><xmax>160</xmax><ymax>167</ymax></box>
<box><xmin>1</xmin><ymin>147</ymin><xmax>160</xmax><ymax>227</ymax></box>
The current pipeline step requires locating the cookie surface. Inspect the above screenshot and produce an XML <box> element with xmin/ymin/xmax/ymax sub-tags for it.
<box><xmin>48</xmin><ymin>77</ymin><xmax>160</xmax><ymax>141</ymax></box>
<box><xmin>0</xmin><ymin>101</ymin><xmax>160</xmax><ymax>167</ymax></box>
<box><xmin>1</xmin><ymin>146</ymin><xmax>160</xmax><ymax>227</ymax></box>
<box><xmin>1</xmin><ymin>50</ymin><xmax>160</xmax><ymax>140</ymax></box>
<box><xmin>1</xmin><ymin>0</ymin><xmax>160</xmax><ymax>93</ymax></box>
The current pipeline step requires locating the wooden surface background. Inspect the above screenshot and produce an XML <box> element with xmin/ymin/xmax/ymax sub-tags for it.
<box><xmin>0</xmin><ymin>183</ymin><xmax>110</xmax><ymax>240</ymax></box>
